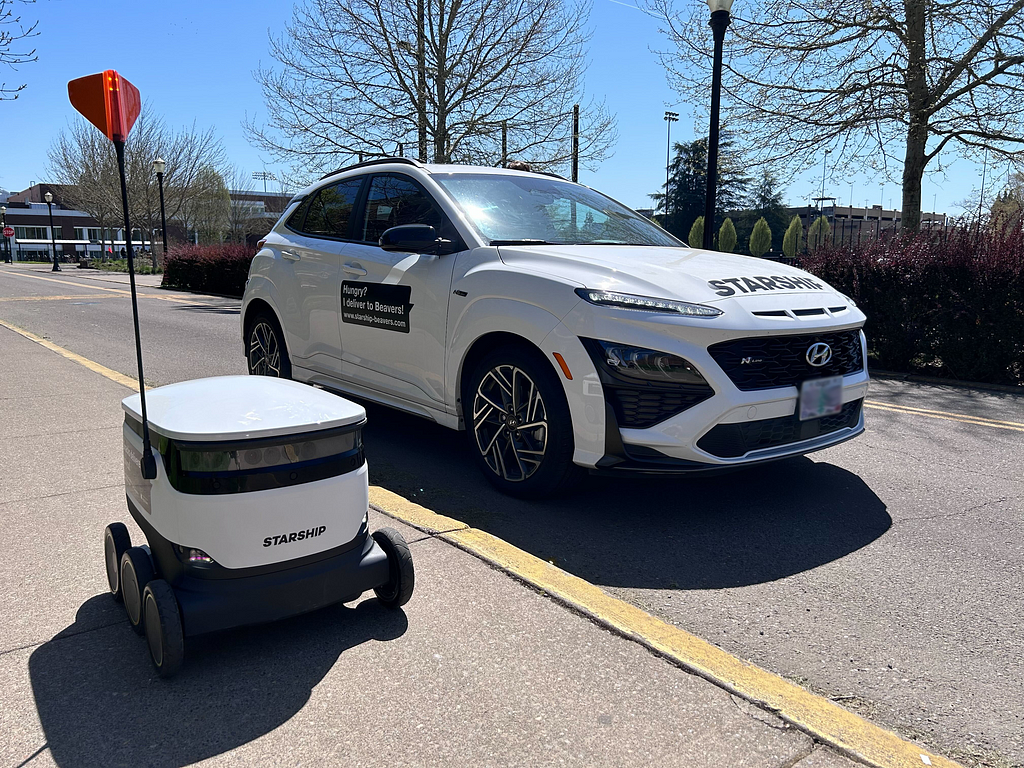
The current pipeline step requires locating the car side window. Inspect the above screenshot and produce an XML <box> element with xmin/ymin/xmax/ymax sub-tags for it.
<box><xmin>361</xmin><ymin>175</ymin><xmax>453</xmax><ymax>244</ymax></box>
<box><xmin>303</xmin><ymin>178</ymin><xmax>364</xmax><ymax>239</ymax></box>
<box><xmin>285</xmin><ymin>197</ymin><xmax>311</xmax><ymax>232</ymax></box>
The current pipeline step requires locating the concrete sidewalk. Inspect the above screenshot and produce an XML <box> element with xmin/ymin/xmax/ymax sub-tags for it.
<box><xmin>0</xmin><ymin>323</ymin><xmax>859</xmax><ymax>768</ymax></box>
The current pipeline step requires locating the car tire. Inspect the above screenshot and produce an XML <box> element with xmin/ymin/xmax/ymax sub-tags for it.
<box><xmin>372</xmin><ymin>528</ymin><xmax>415</xmax><ymax>609</ymax></box>
<box><xmin>104</xmin><ymin>523</ymin><xmax>131</xmax><ymax>602</ymax></box>
<box><xmin>246</xmin><ymin>310</ymin><xmax>292</xmax><ymax>379</ymax></box>
<box><xmin>144</xmin><ymin>580</ymin><xmax>184</xmax><ymax>679</ymax></box>
<box><xmin>464</xmin><ymin>344</ymin><xmax>583</xmax><ymax>498</ymax></box>
<box><xmin>121</xmin><ymin>547</ymin><xmax>155</xmax><ymax>635</ymax></box>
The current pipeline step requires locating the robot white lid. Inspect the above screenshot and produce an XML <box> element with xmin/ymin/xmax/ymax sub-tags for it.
<box><xmin>121</xmin><ymin>376</ymin><xmax>366</xmax><ymax>441</ymax></box>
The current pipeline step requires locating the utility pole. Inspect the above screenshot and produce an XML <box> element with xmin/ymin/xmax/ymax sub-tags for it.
<box><xmin>501</xmin><ymin>120</ymin><xmax>507</xmax><ymax>168</ymax></box>
<box><xmin>571</xmin><ymin>105</ymin><xmax>580</xmax><ymax>182</ymax></box>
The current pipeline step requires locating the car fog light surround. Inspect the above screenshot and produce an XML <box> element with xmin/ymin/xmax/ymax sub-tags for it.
<box><xmin>575</xmin><ymin>288</ymin><xmax>722</xmax><ymax>318</ymax></box>
<box><xmin>593</xmin><ymin>340</ymin><xmax>709</xmax><ymax>385</ymax></box>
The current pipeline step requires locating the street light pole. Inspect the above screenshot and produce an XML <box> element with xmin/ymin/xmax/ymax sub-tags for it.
<box><xmin>663</xmin><ymin>111</ymin><xmax>678</xmax><ymax>219</ymax></box>
<box><xmin>1</xmin><ymin>205</ymin><xmax>10</xmax><ymax>263</ymax></box>
<box><xmin>703</xmin><ymin>0</ymin><xmax>733</xmax><ymax>250</ymax></box>
<box><xmin>45</xmin><ymin>191</ymin><xmax>60</xmax><ymax>271</ymax></box>
<box><xmin>154</xmin><ymin>158</ymin><xmax>168</xmax><ymax>268</ymax></box>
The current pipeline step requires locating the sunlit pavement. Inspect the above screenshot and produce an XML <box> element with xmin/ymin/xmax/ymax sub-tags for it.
<box><xmin>2</xmin><ymin>264</ymin><xmax>1020</xmax><ymax>767</ymax></box>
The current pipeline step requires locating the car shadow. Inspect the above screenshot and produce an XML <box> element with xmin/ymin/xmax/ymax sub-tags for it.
<box><xmin>172</xmin><ymin>304</ymin><xmax>241</xmax><ymax>315</ymax></box>
<box><xmin>28</xmin><ymin>593</ymin><xmax>407</xmax><ymax>768</ymax></box>
<box><xmin>362</xmin><ymin>402</ymin><xmax>891</xmax><ymax>590</ymax></box>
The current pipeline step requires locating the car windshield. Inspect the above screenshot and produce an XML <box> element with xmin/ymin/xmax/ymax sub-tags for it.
<box><xmin>435</xmin><ymin>173</ymin><xmax>682</xmax><ymax>247</ymax></box>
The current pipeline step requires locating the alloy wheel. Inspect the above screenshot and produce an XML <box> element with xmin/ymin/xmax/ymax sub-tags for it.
<box><xmin>248</xmin><ymin>321</ymin><xmax>282</xmax><ymax>376</ymax></box>
<box><xmin>472</xmin><ymin>364</ymin><xmax>548</xmax><ymax>482</ymax></box>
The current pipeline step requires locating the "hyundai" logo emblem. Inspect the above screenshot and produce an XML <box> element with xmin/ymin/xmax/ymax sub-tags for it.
<box><xmin>806</xmin><ymin>342</ymin><xmax>833</xmax><ymax>367</ymax></box>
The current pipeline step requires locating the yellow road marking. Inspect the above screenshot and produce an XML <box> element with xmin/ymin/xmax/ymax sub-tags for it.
<box><xmin>370</xmin><ymin>487</ymin><xmax>962</xmax><ymax>768</ymax></box>
<box><xmin>2</xmin><ymin>270</ymin><xmax>195</xmax><ymax>303</ymax></box>
<box><xmin>0</xmin><ymin>321</ymin><xmax>977</xmax><ymax>768</ymax></box>
<box><xmin>0</xmin><ymin>294</ymin><xmax>112</xmax><ymax>303</ymax></box>
<box><xmin>0</xmin><ymin>318</ymin><xmax>148</xmax><ymax>390</ymax></box>
<box><xmin>864</xmin><ymin>401</ymin><xmax>1024</xmax><ymax>433</ymax></box>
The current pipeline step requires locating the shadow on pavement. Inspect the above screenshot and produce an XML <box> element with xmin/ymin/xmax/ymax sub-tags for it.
<box><xmin>29</xmin><ymin>593</ymin><xmax>407</xmax><ymax>768</ymax></box>
<box><xmin>363</xmin><ymin>403</ymin><xmax>891</xmax><ymax>590</ymax></box>
<box><xmin>171</xmin><ymin>304</ymin><xmax>241</xmax><ymax>315</ymax></box>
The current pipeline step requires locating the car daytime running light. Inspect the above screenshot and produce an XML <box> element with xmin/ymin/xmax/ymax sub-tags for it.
<box><xmin>575</xmin><ymin>288</ymin><xmax>722</xmax><ymax>318</ymax></box>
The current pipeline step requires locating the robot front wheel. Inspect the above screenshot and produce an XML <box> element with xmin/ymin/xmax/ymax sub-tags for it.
<box><xmin>372</xmin><ymin>528</ymin><xmax>415</xmax><ymax>608</ymax></box>
<box><xmin>143</xmin><ymin>580</ymin><xmax>184</xmax><ymax>679</ymax></box>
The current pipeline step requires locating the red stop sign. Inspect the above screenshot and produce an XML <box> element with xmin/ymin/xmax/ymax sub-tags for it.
<box><xmin>2</xmin><ymin>227</ymin><xmax>14</xmax><ymax>238</ymax></box>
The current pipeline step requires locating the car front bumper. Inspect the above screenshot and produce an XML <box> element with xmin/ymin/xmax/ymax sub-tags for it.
<box><xmin>543</xmin><ymin>306</ymin><xmax>870</xmax><ymax>472</ymax></box>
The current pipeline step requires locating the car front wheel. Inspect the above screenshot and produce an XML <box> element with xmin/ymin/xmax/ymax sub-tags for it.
<box><xmin>464</xmin><ymin>345</ymin><xmax>582</xmax><ymax>497</ymax></box>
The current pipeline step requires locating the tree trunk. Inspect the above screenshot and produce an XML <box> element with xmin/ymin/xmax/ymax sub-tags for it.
<box><xmin>901</xmin><ymin>0</ymin><xmax>928</xmax><ymax>231</ymax></box>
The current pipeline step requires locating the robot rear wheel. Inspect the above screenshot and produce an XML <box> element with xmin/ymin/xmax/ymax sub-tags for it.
<box><xmin>103</xmin><ymin>523</ymin><xmax>131</xmax><ymax>602</ymax></box>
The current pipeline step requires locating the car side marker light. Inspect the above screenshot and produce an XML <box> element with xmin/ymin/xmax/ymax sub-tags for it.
<box><xmin>552</xmin><ymin>353</ymin><xmax>573</xmax><ymax>380</ymax></box>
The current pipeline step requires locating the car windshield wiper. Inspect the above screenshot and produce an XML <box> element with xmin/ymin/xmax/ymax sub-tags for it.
<box><xmin>489</xmin><ymin>239</ymin><xmax>556</xmax><ymax>246</ymax></box>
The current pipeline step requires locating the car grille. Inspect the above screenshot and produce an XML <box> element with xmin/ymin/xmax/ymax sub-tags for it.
<box><xmin>708</xmin><ymin>329</ymin><xmax>863</xmax><ymax>391</ymax></box>
<box><xmin>696</xmin><ymin>399</ymin><xmax>863</xmax><ymax>459</ymax></box>
<box><xmin>612</xmin><ymin>387</ymin><xmax>714</xmax><ymax>429</ymax></box>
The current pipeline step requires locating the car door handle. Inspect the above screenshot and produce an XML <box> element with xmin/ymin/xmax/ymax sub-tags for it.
<box><xmin>281</xmin><ymin>249</ymin><xmax>301</xmax><ymax>261</ymax></box>
<box><xmin>343</xmin><ymin>263</ymin><xmax>367</xmax><ymax>276</ymax></box>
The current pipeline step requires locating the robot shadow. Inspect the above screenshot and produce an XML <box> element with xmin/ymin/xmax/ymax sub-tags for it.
<box><xmin>28</xmin><ymin>593</ymin><xmax>407</xmax><ymax>768</ymax></box>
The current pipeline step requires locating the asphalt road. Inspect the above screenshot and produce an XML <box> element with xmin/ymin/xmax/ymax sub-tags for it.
<box><xmin>2</xmin><ymin>264</ymin><xmax>1022</xmax><ymax>768</ymax></box>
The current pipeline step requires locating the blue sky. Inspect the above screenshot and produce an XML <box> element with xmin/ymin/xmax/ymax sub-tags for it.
<box><xmin>0</xmin><ymin>0</ymin><xmax>994</xmax><ymax>215</ymax></box>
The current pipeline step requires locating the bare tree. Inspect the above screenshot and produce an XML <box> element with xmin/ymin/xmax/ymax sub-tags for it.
<box><xmin>649</xmin><ymin>0</ymin><xmax>1024</xmax><ymax>229</ymax></box>
<box><xmin>223</xmin><ymin>166</ymin><xmax>267</xmax><ymax>243</ymax></box>
<box><xmin>48</xmin><ymin>108</ymin><xmax>226</xmax><ymax>255</ymax></box>
<box><xmin>246</xmin><ymin>0</ymin><xmax>616</xmax><ymax>183</ymax></box>
<box><xmin>0</xmin><ymin>0</ymin><xmax>37</xmax><ymax>100</ymax></box>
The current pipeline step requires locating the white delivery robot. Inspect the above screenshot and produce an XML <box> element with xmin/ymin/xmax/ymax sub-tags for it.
<box><xmin>102</xmin><ymin>375</ymin><xmax>414</xmax><ymax>678</ymax></box>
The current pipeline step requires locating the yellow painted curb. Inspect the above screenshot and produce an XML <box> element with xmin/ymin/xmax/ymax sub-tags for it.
<box><xmin>369</xmin><ymin>486</ymin><xmax>469</xmax><ymax>534</ymax></box>
<box><xmin>373</xmin><ymin>489</ymin><xmax>962</xmax><ymax>768</ymax></box>
<box><xmin>0</xmin><ymin>318</ymin><xmax>146</xmax><ymax>391</ymax></box>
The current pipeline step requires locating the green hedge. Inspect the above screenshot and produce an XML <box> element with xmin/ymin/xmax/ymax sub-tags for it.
<box><xmin>161</xmin><ymin>244</ymin><xmax>255</xmax><ymax>298</ymax></box>
<box><xmin>801</xmin><ymin>224</ymin><xmax>1024</xmax><ymax>385</ymax></box>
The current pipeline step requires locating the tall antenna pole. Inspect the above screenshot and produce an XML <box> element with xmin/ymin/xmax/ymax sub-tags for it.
<box><xmin>115</xmin><ymin>138</ymin><xmax>156</xmax><ymax>480</ymax></box>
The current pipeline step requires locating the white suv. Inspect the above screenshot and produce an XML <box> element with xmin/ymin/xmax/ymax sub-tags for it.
<box><xmin>242</xmin><ymin>158</ymin><xmax>868</xmax><ymax>496</ymax></box>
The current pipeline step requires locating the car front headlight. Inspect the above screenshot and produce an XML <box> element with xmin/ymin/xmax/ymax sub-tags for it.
<box><xmin>585</xmin><ymin>339</ymin><xmax>709</xmax><ymax>385</ymax></box>
<box><xmin>575</xmin><ymin>288</ymin><xmax>722</xmax><ymax>318</ymax></box>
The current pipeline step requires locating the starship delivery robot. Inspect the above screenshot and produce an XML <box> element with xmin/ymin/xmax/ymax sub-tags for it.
<box><xmin>102</xmin><ymin>375</ymin><xmax>414</xmax><ymax>678</ymax></box>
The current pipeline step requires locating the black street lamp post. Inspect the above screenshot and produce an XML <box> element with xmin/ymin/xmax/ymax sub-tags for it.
<box><xmin>702</xmin><ymin>0</ymin><xmax>733</xmax><ymax>250</ymax></box>
<box><xmin>45</xmin><ymin>191</ymin><xmax>60</xmax><ymax>271</ymax></box>
<box><xmin>153</xmin><ymin>158</ymin><xmax>168</xmax><ymax>268</ymax></box>
<box><xmin>1</xmin><ymin>205</ymin><xmax>10</xmax><ymax>263</ymax></box>
<box><xmin>663</xmin><ymin>111</ymin><xmax>678</xmax><ymax>219</ymax></box>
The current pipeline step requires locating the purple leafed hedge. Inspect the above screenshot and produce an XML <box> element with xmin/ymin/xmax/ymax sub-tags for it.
<box><xmin>161</xmin><ymin>244</ymin><xmax>256</xmax><ymax>298</ymax></box>
<box><xmin>800</xmin><ymin>223</ymin><xmax>1024</xmax><ymax>385</ymax></box>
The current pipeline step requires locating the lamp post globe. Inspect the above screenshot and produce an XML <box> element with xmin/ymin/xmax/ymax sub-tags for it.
<box><xmin>702</xmin><ymin>0</ymin><xmax>734</xmax><ymax>250</ymax></box>
<box><xmin>44</xmin><ymin>191</ymin><xmax>60</xmax><ymax>271</ymax></box>
<box><xmin>153</xmin><ymin>158</ymin><xmax>168</xmax><ymax>269</ymax></box>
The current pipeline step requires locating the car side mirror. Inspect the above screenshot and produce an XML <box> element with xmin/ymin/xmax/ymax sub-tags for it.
<box><xmin>380</xmin><ymin>224</ymin><xmax>449</xmax><ymax>255</ymax></box>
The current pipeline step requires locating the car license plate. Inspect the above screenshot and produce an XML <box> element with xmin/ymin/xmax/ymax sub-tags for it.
<box><xmin>799</xmin><ymin>376</ymin><xmax>843</xmax><ymax>421</ymax></box>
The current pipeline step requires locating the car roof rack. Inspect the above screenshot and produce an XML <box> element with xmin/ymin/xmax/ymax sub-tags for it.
<box><xmin>320</xmin><ymin>156</ymin><xmax>422</xmax><ymax>180</ymax></box>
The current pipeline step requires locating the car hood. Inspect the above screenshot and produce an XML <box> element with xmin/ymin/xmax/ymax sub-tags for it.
<box><xmin>495</xmin><ymin>244</ymin><xmax>844</xmax><ymax>305</ymax></box>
